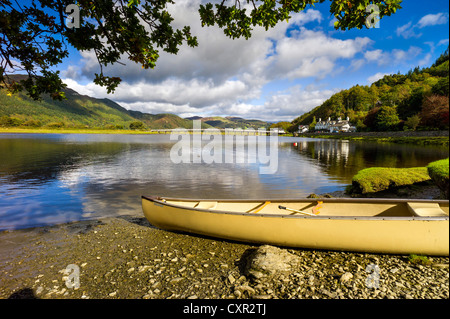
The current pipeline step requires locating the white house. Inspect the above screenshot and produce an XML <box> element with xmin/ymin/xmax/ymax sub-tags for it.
<box><xmin>314</xmin><ymin>117</ymin><xmax>355</xmax><ymax>133</ymax></box>
<box><xmin>297</xmin><ymin>125</ymin><xmax>309</xmax><ymax>133</ymax></box>
<box><xmin>272</xmin><ymin>128</ymin><xmax>286</xmax><ymax>134</ymax></box>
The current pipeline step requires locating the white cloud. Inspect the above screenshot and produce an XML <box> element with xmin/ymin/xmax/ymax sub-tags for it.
<box><xmin>438</xmin><ymin>39</ymin><xmax>449</xmax><ymax>46</ymax></box>
<box><xmin>64</xmin><ymin>77</ymin><xmax>253</xmax><ymax>108</ymax></box>
<box><xmin>396</xmin><ymin>13</ymin><xmax>448</xmax><ymax>40</ymax></box>
<box><xmin>392</xmin><ymin>46</ymin><xmax>422</xmax><ymax>62</ymax></box>
<box><xmin>364</xmin><ymin>49</ymin><xmax>382</xmax><ymax>61</ymax></box>
<box><xmin>350</xmin><ymin>59</ymin><xmax>365</xmax><ymax>70</ymax></box>
<box><xmin>263</xmin><ymin>85</ymin><xmax>336</xmax><ymax>119</ymax></box>
<box><xmin>59</xmin><ymin>2</ymin><xmax>378</xmax><ymax>122</ymax></box>
<box><xmin>418</xmin><ymin>13</ymin><xmax>449</xmax><ymax>28</ymax></box>
<box><xmin>367</xmin><ymin>72</ymin><xmax>390</xmax><ymax>85</ymax></box>
<box><xmin>364</xmin><ymin>49</ymin><xmax>390</xmax><ymax>66</ymax></box>
<box><xmin>270</xmin><ymin>28</ymin><xmax>371</xmax><ymax>79</ymax></box>
<box><xmin>396</xmin><ymin>21</ymin><xmax>422</xmax><ymax>39</ymax></box>
<box><xmin>418</xmin><ymin>53</ymin><xmax>433</xmax><ymax>67</ymax></box>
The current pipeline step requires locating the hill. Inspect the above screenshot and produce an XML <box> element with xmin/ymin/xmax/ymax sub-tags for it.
<box><xmin>186</xmin><ymin>116</ymin><xmax>270</xmax><ymax>129</ymax></box>
<box><xmin>289</xmin><ymin>46</ymin><xmax>449</xmax><ymax>133</ymax></box>
<box><xmin>0</xmin><ymin>77</ymin><xmax>208</xmax><ymax>130</ymax></box>
<box><xmin>0</xmin><ymin>76</ymin><xmax>268</xmax><ymax>131</ymax></box>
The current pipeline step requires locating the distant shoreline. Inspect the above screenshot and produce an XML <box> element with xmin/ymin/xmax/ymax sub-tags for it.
<box><xmin>297</xmin><ymin>130</ymin><xmax>449</xmax><ymax>147</ymax></box>
<box><xmin>1</xmin><ymin>127</ymin><xmax>449</xmax><ymax>147</ymax></box>
<box><xmin>0</xmin><ymin>127</ymin><xmax>160</xmax><ymax>135</ymax></box>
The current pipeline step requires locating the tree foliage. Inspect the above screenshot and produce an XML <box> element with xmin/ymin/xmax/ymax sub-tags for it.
<box><xmin>1</xmin><ymin>0</ymin><xmax>402</xmax><ymax>100</ymax></box>
<box><xmin>419</xmin><ymin>95</ymin><xmax>449</xmax><ymax>129</ymax></box>
<box><xmin>375</xmin><ymin>104</ymin><xmax>400</xmax><ymax>131</ymax></box>
<box><xmin>129</xmin><ymin>120</ymin><xmax>146</xmax><ymax>130</ymax></box>
<box><xmin>291</xmin><ymin>46</ymin><xmax>450</xmax><ymax>132</ymax></box>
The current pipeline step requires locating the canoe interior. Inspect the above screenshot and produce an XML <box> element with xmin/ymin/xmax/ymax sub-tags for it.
<box><xmin>156</xmin><ymin>198</ymin><xmax>449</xmax><ymax>218</ymax></box>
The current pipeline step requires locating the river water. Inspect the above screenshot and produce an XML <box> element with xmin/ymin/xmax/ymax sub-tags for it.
<box><xmin>0</xmin><ymin>133</ymin><xmax>447</xmax><ymax>230</ymax></box>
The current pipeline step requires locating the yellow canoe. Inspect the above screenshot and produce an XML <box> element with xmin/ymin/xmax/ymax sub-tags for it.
<box><xmin>141</xmin><ymin>196</ymin><xmax>449</xmax><ymax>256</ymax></box>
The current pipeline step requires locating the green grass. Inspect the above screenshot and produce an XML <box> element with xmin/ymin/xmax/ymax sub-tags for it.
<box><xmin>427</xmin><ymin>158</ymin><xmax>449</xmax><ymax>197</ymax></box>
<box><xmin>408</xmin><ymin>254</ymin><xmax>431</xmax><ymax>266</ymax></box>
<box><xmin>299</xmin><ymin>134</ymin><xmax>449</xmax><ymax>147</ymax></box>
<box><xmin>0</xmin><ymin>127</ymin><xmax>159</xmax><ymax>135</ymax></box>
<box><xmin>351</xmin><ymin>167</ymin><xmax>431</xmax><ymax>194</ymax></box>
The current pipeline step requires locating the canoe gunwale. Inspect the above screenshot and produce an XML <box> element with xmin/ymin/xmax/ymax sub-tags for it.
<box><xmin>141</xmin><ymin>196</ymin><xmax>449</xmax><ymax>221</ymax></box>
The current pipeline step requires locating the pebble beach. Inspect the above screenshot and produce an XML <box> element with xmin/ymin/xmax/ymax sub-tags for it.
<box><xmin>0</xmin><ymin>186</ymin><xmax>448</xmax><ymax>301</ymax></box>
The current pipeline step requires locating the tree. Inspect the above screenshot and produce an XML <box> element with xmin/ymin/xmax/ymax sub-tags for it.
<box><xmin>129</xmin><ymin>120</ymin><xmax>146</xmax><ymax>130</ymax></box>
<box><xmin>309</xmin><ymin>116</ymin><xmax>317</xmax><ymax>131</ymax></box>
<box><xmin>419</xmin><ymin>95</ymin><xmax>449</xmax><ymax>130</ymax></box>
<box><xmin>376</xmin><ymin>105</ymin><xmax>400</xmax><ymax>131</ymax></box>
<box><xmin>1</xmin><ymin>0</ymin><xmax>402</xmax><ymax>100</ymax></box>
<box><xmin>363</xmin><ymin>106</ymin><xmax>380</xmax><ymax>131</ymax></box>
<box><xmin>432</xmin><ymin>76</ymin><xmax>449</xmax><ymax>97</ymax></box>
<box><xmin>431</xmin><ymin>45</ymin><xmax>449</xmax><ymax>68</ymax></box>
<box><xmin>403</xmin><ymin>114</ymin><xmax>420</xmax><ymax>131</ymax></box>
<box><xmin>269</xmin><ymin>121</ymin><xmax>291</xmax><ymax>131</ymax></box>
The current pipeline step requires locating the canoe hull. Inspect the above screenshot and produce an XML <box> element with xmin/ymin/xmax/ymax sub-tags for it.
<box><xmin>142</xmin><ymin>197</ymin><xmax>449</xmax><ymax>256</ymax></box>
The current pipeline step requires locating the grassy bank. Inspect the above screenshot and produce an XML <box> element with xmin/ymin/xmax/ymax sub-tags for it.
<box><xmin>0</xmin><ymin>127</ymin><xmax>295</xmax><ymax>136</ymax></box>
<box><xmin>299</xmin><ymin>134</ymin><xmax>449</xmax><ymax>147</ymax></box>
<box><xmin>427</xmin><ymin>158</ymin><xmax>449</xmax><ymax>198</ymax></box>
<box><xmin>350</xmin><ymin>167</ymin><xmax>432</xmax><ymax>194</ymax></box>
<box><xmin>0</xmin><ymin>127</ymin><xmax>159</xmax><ymax>135</ymax></box>
<box><xmin>349</xmin><ymin>158</ymin><xmax>449</xmax><ymax>198</ymax></box>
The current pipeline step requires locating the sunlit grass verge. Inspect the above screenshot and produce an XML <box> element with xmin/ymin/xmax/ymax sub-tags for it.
<box><xmin>300</xmin><ymin>134</ymin><xmax>449</xmax><ymax>147</ymax></box>
<box><xmin>350</xmin><ymin>167</ymin><xmax>431</xmax><ymax>194</ymax></box>
<box><xmin>427</xmin><ymin>158</ymin><xmax>449</xmax><ymax>198</ymax></box>
<box><xmin>0</xmin><ymin>127</ymin><xmax>159</xmax><ymax>135</ymax></box>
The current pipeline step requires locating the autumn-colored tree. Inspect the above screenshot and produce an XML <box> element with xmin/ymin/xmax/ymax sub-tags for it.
<box><xmin>363</xmin><ymin>106</ymin><xmax>380</xmax><ymax>131</ymax></box>
<box><xmin>419</xmin><ymin>95</ymin><xmax>449</xmax><ymax>129</ymax></box>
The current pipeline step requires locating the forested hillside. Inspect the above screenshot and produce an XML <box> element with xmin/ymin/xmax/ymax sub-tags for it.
<box><xmin>0</xmin><ymin>76</ymin><xmax>202</xmax><ymax>130</ymax></box>
<box><xmin>186</xmin><ymin>116</ymin><xmax>270</xmax><ymax>130</ymax></box>
<box><xmin>290</xmin><ymin>46</ymin><xmax>449</xmax><ymax>132</ymax></box>
<box><xmin>0</xmin><ymin>75</ymin><xmax>270</xmax><ymax>130</ymax></box>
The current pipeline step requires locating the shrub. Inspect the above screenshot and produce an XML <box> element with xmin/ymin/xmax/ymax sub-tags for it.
<box><xmin>23</xmin><ymin>119</ymin><xmax>42</xmax><ymax>127</ymax></box>
<box><xmin>403</xmin><ymin>115</ymin><xmax>420</xmax><ymax>131</ymax></box>
<box><xmin>0</xmin><ymin>115</ymin><xmax>11</xmax><ymax>127</ymax></box>
<box><xmin>129</xmin><ymin>121</ymin><xmax>146</xmax><ymax>130</ymax></box>
<box><xmin>46</xmin><ymin>121</ymin><xmax>65</xmax><ymax>128</ymax></box>
<box><xmin>0</xmin><ymin>116</ymin><xmax>23</xmax><ymax>127</ymax></box>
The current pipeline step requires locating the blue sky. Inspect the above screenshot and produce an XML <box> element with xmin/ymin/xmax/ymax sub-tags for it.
<box><xmin>60</xmin><ymin>0</ymin><xmax>449</xmax><ymax>122</ymax></box>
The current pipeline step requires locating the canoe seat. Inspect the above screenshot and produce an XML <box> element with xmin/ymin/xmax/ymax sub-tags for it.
<box><xmin>407</xmin><ymin>202</ymin><xmax>448</xmax><ymax>217</ymax></box>
<box><xmin>194</xmin><ymin>201</ymin><xmax>218</xmax><ymax>210</ymax></box>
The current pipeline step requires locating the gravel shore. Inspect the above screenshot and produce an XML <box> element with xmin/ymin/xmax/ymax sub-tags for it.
<box><xmin>0</xmin><ymin>185</ymin><xmax>448</xmax><ymax>300</ymax></box>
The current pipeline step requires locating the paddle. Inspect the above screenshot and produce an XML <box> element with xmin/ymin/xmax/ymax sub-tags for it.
<box><xmin>278</xmin><ymin>201</ymin><xmax>323</xmax><ymax>216</ymax></box>
<box><xmin>278</xmin><ymin>205</ymin><xmax>316</xmax><ymax>216</ymax></box>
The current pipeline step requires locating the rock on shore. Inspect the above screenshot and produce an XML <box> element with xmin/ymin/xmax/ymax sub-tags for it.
<box><xmin>0</xmin><ymin>216</ymin><xmax>448</xmax><ymax>300</ymax></box>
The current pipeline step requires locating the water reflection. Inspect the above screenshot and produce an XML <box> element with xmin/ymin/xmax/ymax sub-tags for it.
<box><xmin>0</xmin><ymin>134</ymin><xmax>447</xmax><ymax>230</ymax></box>
<box><xmin>286</xmin><ymin>137</ymin><xmax>447</xmax><ymax>183</ymax></box>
